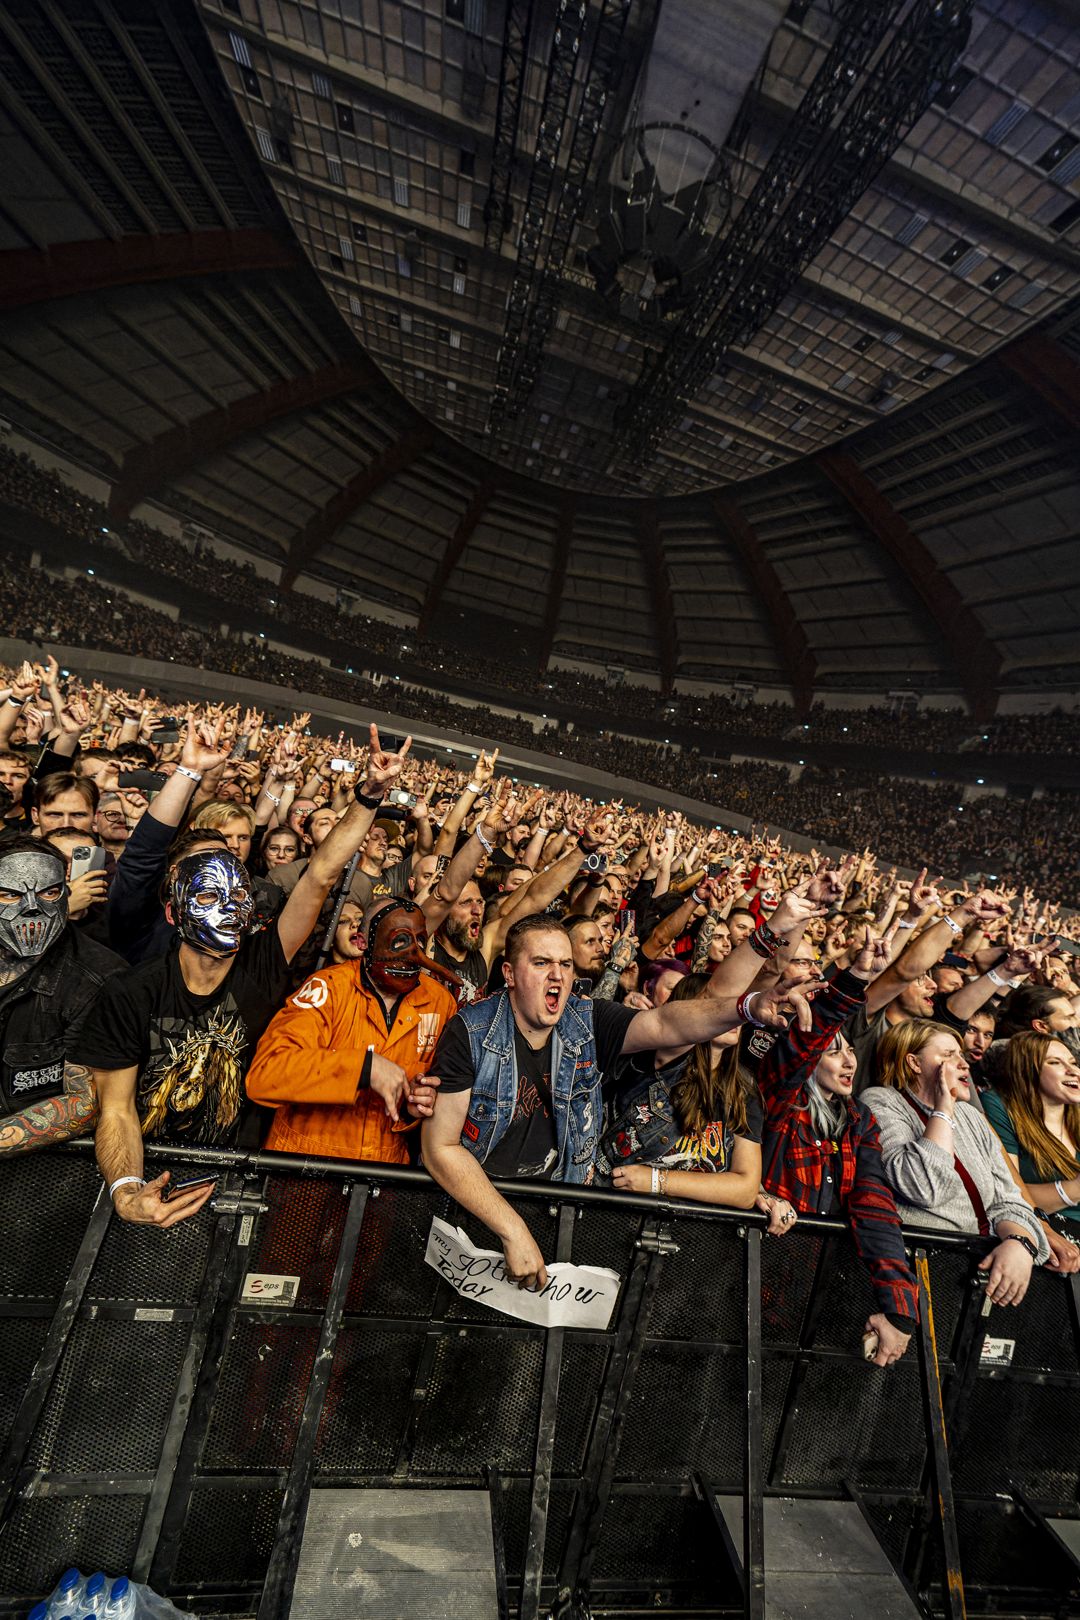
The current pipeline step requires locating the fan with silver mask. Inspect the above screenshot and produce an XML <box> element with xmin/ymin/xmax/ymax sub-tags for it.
<box><xmin>0</xmin><ymin>845</ymin><xmax>68</xmax><ymax>960</ymax></box>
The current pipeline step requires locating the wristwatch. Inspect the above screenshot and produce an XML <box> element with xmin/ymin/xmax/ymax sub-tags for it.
<box><xmin>1003</xmin><ymin>1232</ymin><xmax>1038</xmax><ymax>1261</ymax></box>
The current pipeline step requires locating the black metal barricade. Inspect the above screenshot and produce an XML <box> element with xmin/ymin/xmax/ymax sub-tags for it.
<box><xmin>1</xmin><ymin>1143</ymin><xmax>1079</xmax><ymax>1620</ymax></box>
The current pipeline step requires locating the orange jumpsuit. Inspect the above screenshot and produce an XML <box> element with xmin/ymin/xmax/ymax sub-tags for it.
<box><xmin>245</xmin><ymin>961</ymin><xmax>458</xmax><ymax>1162</ymax></box>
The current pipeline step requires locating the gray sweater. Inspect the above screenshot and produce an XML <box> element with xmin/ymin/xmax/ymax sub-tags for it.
<box><xmin>861</xmin><ymin>1086</ymin><xmax>1049</xmax><ymax>1262</ymax></box>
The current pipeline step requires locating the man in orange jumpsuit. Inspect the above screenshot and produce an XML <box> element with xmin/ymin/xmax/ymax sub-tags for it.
<box><xmin>246</xmin><ymin>898</ymin><xmax>457</xmax><ymax>1162</ymax></box>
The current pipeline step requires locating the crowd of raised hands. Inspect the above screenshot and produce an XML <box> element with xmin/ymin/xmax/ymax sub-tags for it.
<box><xmin>2</xmin><ymin>652</ymin><xmax>1079</xmax><ymax>956</ymax></box>
<box><xmin>3</xmin><ymin>642</ymin><xmax>1080</xmax><ymax>1376</ymax></box>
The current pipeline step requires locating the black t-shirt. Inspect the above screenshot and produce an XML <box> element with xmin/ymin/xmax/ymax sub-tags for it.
<box><xmin>75</xmin><ymin>928</ymin><xmax>291</xmax><ymax>1145</ymax></box>
<box><xmin>430</xmin><ymin>938</ymin><xmax>490</xmax><ymax>1005</ymax></box>
<box><xmin>435</xmin><ymin>997</ymin><xmax>637</xmax><ymax>1176</ymax></box>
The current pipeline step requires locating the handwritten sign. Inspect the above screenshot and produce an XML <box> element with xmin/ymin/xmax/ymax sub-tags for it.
<box><xmin>424</xmin><ymin>1217</ymin><xmax>621</xmax><ymax>1330</ymax></box>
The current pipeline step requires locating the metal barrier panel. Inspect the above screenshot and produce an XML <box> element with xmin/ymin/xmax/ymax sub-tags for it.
<box><xmin>1</xmin><ymin>1148</ymin><xmax>1079</xmax><ymax>1619</ymax></box>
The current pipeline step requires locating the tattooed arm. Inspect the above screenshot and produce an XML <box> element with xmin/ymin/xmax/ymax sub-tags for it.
<box><xmin>0</xmin><ymin>1061</ymin><xmax>98</xmax><ymax>1156</ymax></box>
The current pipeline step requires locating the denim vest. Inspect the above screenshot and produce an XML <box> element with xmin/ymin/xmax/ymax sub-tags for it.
<box><xmin>457</xmin><ymin>990</ymin><xmax>600</xmax><ymax>1183</ymax></box>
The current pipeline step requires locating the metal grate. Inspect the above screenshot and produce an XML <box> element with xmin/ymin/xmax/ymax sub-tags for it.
<box><xmin>173</xmin><ymin>1484</ymin><xmax>282</xmax><ymax>1585</ymax></box>
<box><xmin>0</xmin><ymin>1154</ymin><xmax>99</xmax><ymax>1298</ymax></box>
<box><xmin>315</xmin><ymin>1325</ymin><xmax>426</xmax><ymax>1474</ymax></box>
<box><xmin>410</xmin><ymin>1329</ymin><xmax>546</xmax><ymax>1476</ymax></box>
<box><xmin>0</xmin><ymin>1494</ymin><xmax>147</xmax><ymax>1593</ymax></box>
<box><xmin>27</xmin><ymin>1319</ymin><xmax>192</xmax><ymax>1473</ymax></box>
<box><xmin>87</xmin><ymin>1205</ymin><xmax>213</xmax><ymax>1305</ymax></box>
<box><xmin>203</xmin><ymin>1319</ymin><xmax>319</xmax><ymax>1471</ymax></box>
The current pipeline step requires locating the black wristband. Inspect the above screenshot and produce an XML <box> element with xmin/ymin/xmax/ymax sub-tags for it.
<box><xmin>358</xmin><ymin>1049</ymin><xmax>373</xmax><ymax>1092</ymax></box>
<box><xmin>1002</xmin><ymin>1232</ymin><xmax>1038</xmax><ymax>1261</ymax></box>
<box><xmin>356</xmin><ymin>788</ymin><xmax>385</xmax><ymax>809</ymax></box>
<box><xmin>884</xmin><ymin>1311</ymin><xmax>914</xmax><ymax>1335</ymax></box>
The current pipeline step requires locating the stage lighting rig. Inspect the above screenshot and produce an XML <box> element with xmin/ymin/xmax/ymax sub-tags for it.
<box><xmin>584</xmin><ymin>123</ymin><xmax>733</xmax><ymax>323</ymax></box>
<box><xmin>614</xmin><ymin>0</ymin><xmax>973</xmax><ymax>462</ymax></box>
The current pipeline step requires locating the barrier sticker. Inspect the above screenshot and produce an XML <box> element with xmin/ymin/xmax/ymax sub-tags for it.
<box><xmin>240</xmin><ymin>1272</ymin><xmax>300</xmax><ymax>1306</ymax></box>
<box><xmin>424</xmin><ymin>1216</ymin><xmax>621</xmax><ymax>1330</ymax></box>
<box><xmin>980</xmin><ymin>1335</ymin><xmax>1016</xmax><ymax>1368</ymax></box>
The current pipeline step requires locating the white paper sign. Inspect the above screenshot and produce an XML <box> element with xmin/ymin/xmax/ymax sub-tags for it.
<box><xmin>424</xmin><ymin>1216</ymin><xmax>621</xmax><ymax>1330</ymax></box>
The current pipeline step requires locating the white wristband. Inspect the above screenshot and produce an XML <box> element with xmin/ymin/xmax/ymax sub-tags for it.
<box><xmin>108</xmin><ymin>1176</ymin><xmax>146</xmax><ymax>1199</ymax></box>
<box><xmin>464</xmin><ymin>781</ymin><xmax>481</xmax><ymax>794</ymax></box>
<box><xmin>650</xmin><ymin>1166</ymin><xmax>660</xmax><ymax>1194</ymax></box>
<box><xmin>942</xmin><ymin>914</ymin><xmax>963</xmax><ymax>936</ymax></box>
<box><xmin>175</xmin><ymin>765</ymin><xmax>203</xmax><ymax>784</ymax></box>
<box><xmin>475</xmin><ymin>824</ymin><xmax>494</xmax><ymax>855</ymax></box>
<box><xmin>1055</xmin><ymin>1179</ymin><xmax>1077</xmax><ymax>1208</ymax></box>
<box><xmin>896</xmin><ymin>919</ymin><xmax>916</xmax><ymax>930</ymax></box>
<box><xmin>986</xmin><ymin>967</ymin><xmax>1013</xmax><ymax>990</ymax></box>
<box><xmin>929</xmin><ymin>1109</ymin><xmax>954</xmax><ymax>1128</ymax></box>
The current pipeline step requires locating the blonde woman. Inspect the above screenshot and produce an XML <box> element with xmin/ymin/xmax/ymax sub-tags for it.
<box><xmin>862</xmin><ymin>1021</ymin><xmax>1049</xmax><ymax>1307</ymax></box>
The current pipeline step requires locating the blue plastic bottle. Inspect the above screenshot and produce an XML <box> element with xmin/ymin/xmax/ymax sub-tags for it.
<box><xmin>104</xmin><ymin>1581</ymin><xmax>135</xmax><ymax>1620</ymax></box>
<box><xmin>48</xmin><ymin>1570</ymin><xmax>83</xmax><ymax>1620</ymax></box>
<box><xmin>81</xmin><ymin>1575</ymin><xmax>107</xmax><ymax>1620</ymax></box>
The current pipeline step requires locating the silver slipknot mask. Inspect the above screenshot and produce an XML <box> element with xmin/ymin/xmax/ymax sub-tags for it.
<box><xmin>0</xmin><ymin>849</ymin><xmax>68</xmax><ymax>959</ymax></box>
<box><xmin>171</xmin><ymin>850</ymin><xmax>254</xmax><ymax>957</ymax></box>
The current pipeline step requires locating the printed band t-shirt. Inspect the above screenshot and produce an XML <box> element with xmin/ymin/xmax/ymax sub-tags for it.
<box><xmin>434</xmin><ymin>997</ymin><xmax>637</xmax><ymax>1175</ymax></box>
<box><xmin>430</xmin><ymin>938</ymin><xmax>489</xmax><ymax>1005</ymax></box>
<box><xmin>75</xmin><ymin>928</ymin><xmax>291</xmax><ymax>1145</ymax></box>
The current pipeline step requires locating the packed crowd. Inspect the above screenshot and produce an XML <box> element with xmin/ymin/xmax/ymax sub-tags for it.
<box><xmin>0</xmin><ymin>647</ymin><xmax>1079</xmax><ymax>1374</ymax></box>
<box><xmin>2</xmin><ymin>442</ymin><xmax>1078</xmax><ymax>759</ymax></box>
<box><xmin>5</xmin><ymin>553</ymin><xmax>1080</xmax><ymax>903</ymax></box>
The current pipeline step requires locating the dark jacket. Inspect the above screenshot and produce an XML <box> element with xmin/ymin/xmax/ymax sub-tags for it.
<box><xmin>0</xmin><ymin>927</ymin><xmax>124</xmax><ymax>1111</ymax></box>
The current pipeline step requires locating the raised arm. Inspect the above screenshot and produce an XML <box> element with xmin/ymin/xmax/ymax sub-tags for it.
<box><xmin>864</xmin><ymin>880</ymin><xmax>1009</xmax><ymax>1015</ymax></box>
<box><xmin>281</xmin><ymin>724</ymin><xmax>410</xmax><ymax>961</ymax></box>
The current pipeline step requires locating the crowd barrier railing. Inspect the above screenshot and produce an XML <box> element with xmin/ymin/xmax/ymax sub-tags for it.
<box><xmin>1</xmin><ymin>1141</ymin><xmax>1078</xmax><ymax>1620</ymax></box>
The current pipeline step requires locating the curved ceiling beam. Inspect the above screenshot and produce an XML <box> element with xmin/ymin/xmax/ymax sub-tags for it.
<box><xmin>816</xmin><ymin>449</ymin><xmax>1001</xmax><ymax>719</ymax></box>
<box><xmin>711</xmin><ymin>495</ymin><xmax>817</xmax><ymax>716</ymax></box>
<box><xmin>280</xmin><ymin>425</ymin><xmax>435</xmax><ymax>592</ymax></box>
<box><xmin>0</xmin><ymin>230</ymin><xmax>297</xmax><ymax>313</ymax></box>
<box><xmin>108</xmin><ymin>361</ymin><xmax>378</xmax><ymax>523</ymax></box>
<box><xmin>538</xmin><ymin>496</ymin><xmax>576</xmax><ymax>672</ymax></box>
<box><xmin>998</xmin><ymin>332</ymin><xmax>1080</xmax><ymax>438</ymax></box>
<box><xmin>418</xmin><ymin>479</ymin><xmax>498</xmax><ymax>636</ymax></box>
<box><xmin>638</xmin><ymin>501</ymin><xmax>678</xmax><ymax>696</ymax></box>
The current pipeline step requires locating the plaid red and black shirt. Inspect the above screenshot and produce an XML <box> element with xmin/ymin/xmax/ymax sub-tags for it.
<box><xmin>758</xmin><ymin>968</ymin><xmax>919</xmax><ymax>1326</ymax></box>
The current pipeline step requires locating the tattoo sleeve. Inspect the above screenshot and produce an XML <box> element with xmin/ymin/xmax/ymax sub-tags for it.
<box><xmin>692</xmin><ymin>912</ymin><xmax>720</xmax><ymax>973</ymax></box>
<box><xmin>0</xmin><ymin>1062</ymin><xmax>98</xmax><ymax>1156</ymax></box>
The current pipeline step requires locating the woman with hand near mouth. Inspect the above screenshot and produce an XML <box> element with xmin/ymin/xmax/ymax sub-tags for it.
<box><xmin>983</xmin><ymin>1034</ymin><xmax>1080</xmax><ymax>1230</ymax></box>
<box><xmin>863</xmin><ymin>1022</ymin><xmax>1050</xmax><ymax>1309</ymax></box>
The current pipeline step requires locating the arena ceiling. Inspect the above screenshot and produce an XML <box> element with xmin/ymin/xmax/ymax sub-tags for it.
<box><xmin>0</xmin><ymin>0</ymin><xmax>1079</xmax><ymax>712</ymax></box>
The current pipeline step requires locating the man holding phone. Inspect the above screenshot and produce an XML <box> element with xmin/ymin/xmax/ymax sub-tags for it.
<box><xmin>77</xmin><ymin>725</ymin><xmax>414</xmax><ymax>1229</ymax></box>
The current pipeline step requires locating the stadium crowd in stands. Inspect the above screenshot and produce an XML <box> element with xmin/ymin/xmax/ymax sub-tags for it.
<box><xmin>2</xmin><ymin>443</ymin><xmax>1078</xmax><ymax>761</ymax></box>
<box><xmin>3</xmin><ymin>548</ymin><xmax>1079</xmax><ymax>905</ymax></box>
<box><xmin>0</xmin><ymin>640</ymin><xmax>1078</xmax><ymax>1374</ymax></box>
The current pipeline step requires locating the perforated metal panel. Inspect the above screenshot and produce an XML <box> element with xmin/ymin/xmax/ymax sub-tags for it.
<box><xmin>0</xmin><ymin>1495</ymin><xmax>147</xmax><ymax>1592</ymax></box>
<box><xmin>27</xmin><ymin>1319</ymin><xmax>192</xmax><ymax>1473</ymax></box>
<box><xmin>1</xmin><ymin>1155</ymin><xmax>1078</xmax><ymax>1619</ymax></box>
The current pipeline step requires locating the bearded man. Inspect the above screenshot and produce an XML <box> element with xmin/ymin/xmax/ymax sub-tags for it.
<box><xmin>246</xmin><ymin>897</ymin><xmax>457</xmax><ymax>1161</ymax></box>
<box><xmin>429</xmin><ymin>879</ymin><xmax>487</xmax><ymax>1004</ymax></box>
<box><xmin>0</xmin><ymin>835</ymin><xmax>123</xmax><ymax>1156</ymax></box>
